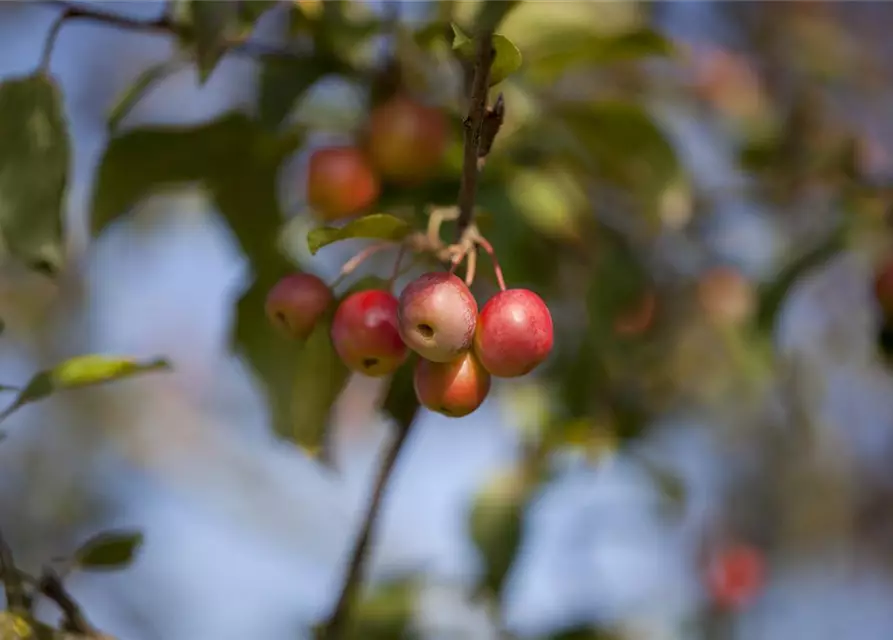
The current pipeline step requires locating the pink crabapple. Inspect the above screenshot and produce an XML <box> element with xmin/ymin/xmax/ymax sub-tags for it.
<box><xmin>474</xmin><ymin>289</ymin><xmax>554</xmax><ymax>378</ymax></box>
<box><xmin>265</xmin><ymin>272</ymin><xmax>334</xmax><ymax>341</ymax></box>
<box><xmin>331</xmin><ymin>289</ymin><xmax>407</xmax><ymax>377</ymax></box>
<box><xmin>413</xmin><ymin>351</ymin><xmax>491</xmax><ymax>418</ymax></box>
<box><xmin>398</xmin><ymin>272</ymin><xmax>478</xmax><ymax>363</ymax></box>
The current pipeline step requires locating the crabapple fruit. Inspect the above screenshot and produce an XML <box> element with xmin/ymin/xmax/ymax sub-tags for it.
<box><xmin>265</xmin><ymin>272</ymin><xmax>334</xmax><ymax>341</ymax></box>
<box><xmin>397</xmin><ymin>272</ymin><xmax>478</xmax><ymax>363</ymax></box>
<box><xmin>365</xmin><ymin>95</ymin><xmax>448</xmax><ymax>184</ymax></box>
<box><xmin>705</xmin><ymin>544</ymin><xmax>765</xmax><ymax>611</ymax></box>
<box><xmin>331</xmin><ymin>289</ymin><xmax>407</xmax><ymax>377</ymax></box>
<box><xmin>306</xmin><ymin>146</ymin><xmax>380</xmax><ymax>221</ymax></box>
<box><xmin>474</xmin><ymin>289</ymin><xmax>554</xmax><ymax>378</ymax></box>
<box><xmin>873</xmin><ymin>256</ymin><xmax>893</xmax><ymax>318</ymax></box>
<box><xmin>413</xmin><ymin>351</ymin><xmax>491</xmax><ymax>418</ymax></box>
<box><xmin>696</xmin><ymin>265</ymin><xmax>756</xmax><ymax>326</ymax></box>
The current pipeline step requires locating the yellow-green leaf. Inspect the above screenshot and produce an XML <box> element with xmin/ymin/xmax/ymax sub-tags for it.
<box><xmin>307</xmin><ymin>214</ymin><xmax>412</xmax><ymax>255</ymax></box>
<box><xmin>451</xmin><ymin>24</ymin><xmax>522</xmax><ymax>86</ymax></box>
<box><xmin>0</xmin><ymin>355</ymin><xmax>170</xmax><ymax>423</ymax></box>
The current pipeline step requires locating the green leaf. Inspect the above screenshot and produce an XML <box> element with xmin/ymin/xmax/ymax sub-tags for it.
<box><xmin>290</xmin><ymin>315</ymin><xmax>350</xmax><ymax>463</ymax></box>
<box><xmin>451</xmin><ymin>25</ymin><xmax>522</xmax><ymax>86</ymax></box>
<box><xmin>0</xmin><ymin>355</ymin><xmax>171</xmax><ymax>423</ymax></box>
<box><xmin>469</xmin><ymin>466</ymin><xmax>532</xmax><ymax>596</ymax></box>
<box><xmin>382</xmin><ymin>355</ymin><xmax>420</xmax><ymax>434</ymax></box>
<box><xmin>107</xmin><ymin>58</ymin><xmax>188</xmax><ymax>132</ymax></box>
<box><xmin>257</xmin><ymin>54</ymin><xmax>333</xmax><ymax>130</ymax></box>
<box><xmin>473</xmin><ymin>0</ymin><xmax>522</xmax><ymax>32</ymax></box>
<box><xmin>528</xmin><ymin>28</ymin><xmax>675</xmax><ymax>81</ymax></box>
<box><xmin>74</xmin><ymin>529</ymin><xmax>144</xmax><ymax>570</ymax></box>
<box><xmin>307</xmin><ymin>214</ymin><xmax>412</xmax><ymax>255</ymax></box>
<box><xmin>756</xmin><ymin>227</ymin><xmax>845</xmax><ymax>332</ymax></box>
<box><xmin>345</xmin><ymin>578</ymin><xmax>421</xmax><ymax>640</ymax></box>
<box><xmin>552</xmin><ymin>101</ymin><xmax>679</xmax><ymax>202</ymax></box>
<box><xmin>0</xmin><ymin>73</ymin><xmax>70</xmax><ymax>276</ymax></box>
<box><xmin>188</xmin><ymin>0</ymin><xmax>240</xmax><ymax>83</ymax></box>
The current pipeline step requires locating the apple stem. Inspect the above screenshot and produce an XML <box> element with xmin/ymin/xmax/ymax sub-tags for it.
<box><xmin>464</xmin><ymin>246</ymin><xmax>478</xmax><ymax>287</ymax></box>
<box><xmin>331</xmin><ymin>241</ymin><xmax>395</xmax><ymax>289</ymax></box>
<box><xmin>476</xmin><ymin>236</ymin><xmax>507</xmax><ymax>291</ymax></box>
<box><xmin>386</xmin><ymin>244</ymin><xmax>407</xmax><ymax>291</ymax></box>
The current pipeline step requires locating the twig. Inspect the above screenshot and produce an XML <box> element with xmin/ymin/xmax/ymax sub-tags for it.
<box><xmin>0</xmin><ymin>528</ymin><xmax>27</xmax><ymax>613</ymax></box>
<box><xmin>318</xmin><ymin>422</ymin><xmax>414</xmax><ymax>640</ymax></box>
<box><xmin>319</xmin><ymin>27</ymin><xmax>499</xmax><ymax>640</ymax></box>
<box><xmin>455</xmin><ymin>29</ymin><xmax>496</xmax><ymax>240</ymax></box>
<box><xmin>39</xmin><ymin>1</ymin><xmax>305</xmax><ymax>71</ymax></box>
<box><xmin>37</xmin><ymin>569</ymin><xmax>96</xmax><ymax>635</ymax></box>
<box><xmin>330</xmin><ymin>242</ymin><xmax>396</xmax><ymax>289</ymax></box>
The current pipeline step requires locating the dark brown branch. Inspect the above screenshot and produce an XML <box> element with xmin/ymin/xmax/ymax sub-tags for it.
<box><xmin>37</xmin><ymin>569</ymin><xmax>96</xmax><ymax>635</ymax></box>
<box><xmin>39</xmin><ymin>1</ymin><xmax>304</xmax><ymax>71</ymax></box>
<box><xmin>0</xmin><ymin>529</ymin><xmax>27</xmax><ymax>613</ymax></box>
<box><xmin>455</xmin><ymin>29</ymin><xmax>496</xmax><ymax>240</ymax></box>
<box><xmin>318</xmin><ymin>422</ymin><xmax>414</xmax><ymax>640</ymax></box>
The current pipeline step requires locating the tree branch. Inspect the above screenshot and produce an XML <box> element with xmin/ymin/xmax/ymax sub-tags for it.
<box><xmin>318</xmin><ymin>421</ymin><xmax>413</xmax><ymax>640</ymax></box>
<box><xmin>455</xmin><ymin>29</ymin><xmax>496</xmax><ymax>240</ymax></box>
<box><xmin>0</xmin><ymin>528</ymin><xmax>27</xmax><ymax>613</ymax></box>
<box><xmin>37</xmin><ymin>569</ymin><xmax>96</xmax><ymax>635</ymax></box>
<box><xmin>39</xmin><ymin>1</ymin><xmax>305</xmax><ymax>71</ymax></box>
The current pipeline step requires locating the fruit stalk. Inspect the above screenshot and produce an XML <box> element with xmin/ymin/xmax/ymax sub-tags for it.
<box><xmin>319</xmin><ymin>27</ymin><xmax>499</xmax><ymax>640</ymax></box>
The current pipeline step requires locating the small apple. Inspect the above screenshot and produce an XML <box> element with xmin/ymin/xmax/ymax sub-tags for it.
<box><xmin>307</xmin><ymin>146</ymin><xmax>380</xmax><ymax>221</ymax></box>
<box><xmin>697</xmin><ymin>265</ymin><xmax>756</xmax><ymax>327</ymax></box>
<box><xmin>265</xmin><ymin>272</ymin><xmax>333</xmax><ymax>341</ymax></box>
<box><xmin>705</xmin><ymin>544</ymin><xmax>765</xmax><ymax>611</ymax></box>
<box><xmin>413</xmin><ymin>351</ymin><xmax>491</xmax><ymax>418</ymax></box>
<box><xmin>874</xmin><ymin>256</ymin><xmax>893</xmax><ymax>318</ymax></box>
<box><xmin>331</xmin><ymin>289</ymin><xmax>407</xmax><ymax>377</ymax></box>
<box><xmin>365</xmin><ymin>95</ymin><xmax>448</xmax><ymax>185</ymax></box>
<box><xmin>474</xmin><ymin>289</ymin><xmax>554</xmax><ymax>378</ymax></box>
<box><xmin>398</xmin><ymin>272</ymin><xmax>477</xmax><ymax>363</ymax></box>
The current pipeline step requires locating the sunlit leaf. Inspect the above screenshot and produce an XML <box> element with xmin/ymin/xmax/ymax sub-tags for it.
<box><xmin>527</xmin><ymin>28</ymin><xmax>675</xmax><ymax>81</ymax></box>
<box><xmin>344</xmin><ymin>577</ymin><xmax>421</xmax><ymax>640</ymax></box>
<box><xmin>451</xmin><ymin>25</ymin><xmax>522</xmax><ymax>86</ymax></box>
<box><xmin>0</xmin><ymin>355</ymin><xmax>170</xmax><ymax>423</ymax></box>
<box><xmin>307</xmin><ymin>214</ymin><xmax>412</xmax><ymax>255</ymax></box>
<box><xmin>107</xmin><ymin>58</ymin><xmax>188</xmax><ymax>132</ymax></box>
<box><xmin>552</xmin><ymin>101</ymin><xmax>679</xmax><ymax>202</ymax></box>
<box><xmin>0</xmin><ymin>73</ymin><xmax>70</xmax><ymax>276</ymax></box>
<box><xmin>74</xmin><ymin>529</ymin><xmax>144</xmax><ymax>570</ymax></box>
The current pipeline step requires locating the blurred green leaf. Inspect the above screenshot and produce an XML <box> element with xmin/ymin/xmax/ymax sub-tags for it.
<box><xmin>290</xmin><ymin>314</ymin><xmax>350</xmax><ymax>463</ymax></box>
<box><xmin>469</xmin><ymin>466</ymin><xmax>532</xmax><ymax>596</ymax></box>
<box><xmin>756</xmin><ymin>227</ymin><xmax>845</xmax><ymax>332</ymax></box>
<box><xmin>382</xmin><ymin>355</ymin><xmax>420</xmax><ymax>434</ymax></box>
<box><xmin>451</xmin><ymin>25</ymin><xmax>522</xmax><ymax>86</ymax></box>
<box><xmin>0</xmin><ymin>355</ymin><xmax>171</xmax><ymax>423</ymax></box>
<box><xmin>551</xmin><ymin>101</ymin><xmax>679</xmax><ymax>202</ymax></box>
<box><xmin>188</xmin><ymin>0</ymin><xmax>240</xmax><ymax>83</ymax></box>
<box><xmin>0</xmin><ymin>73</ymin><xmax>70</xmax><ymax>276</ymax></box>
<box><xmin>307</xmin><ymin>214</ymin><xmax>412</xmax><ymax>255</ymax></box>
<box><xmin>74</xmin><ymin>529</ymin><xmax>144</xmax><ymax>570</ymax></box>
<box><xmin>345</xmin><ymin>578</ymin><xmax>421</xmax><ymax>640</ymax></box>
<box><xmin>474</xmin><ymin>0</ymin><xmax>522</xmax><ymax>32</ymax></box>
<box><xmin>107</xmin><ymin>58</ymin><xmax>188</xmax><ymax>132</ymax></box>
<box><xmin>257</xmin><ymin>55</ymin><xmax>333</xmax><ymax>130</ymax></box>
<box><xmin>527</xmin><ymin>28</ymin><xmax>675</xmax><ymax>81</ymax></box>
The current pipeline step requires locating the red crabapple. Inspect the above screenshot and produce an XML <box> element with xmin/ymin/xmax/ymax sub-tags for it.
<box><xmin>398</xmin><ymin>272</ymin><xmax>478</xmax><ymax>363</ymax></box>
<box><xmin>265</xmin><ymin>272</ymin><xmax>334</xmax><ymax>341</ymax></box>
<box><xmin>365</xmin><ymin>95</ymin><xmax>448</xmax><ymax>185</ymax></box>
<box><xmin>331</xmin><ymin>289</ymin><xmax>407</xmax><ymax>377</ymax></box>
<box><xmin>874</xmin><ymin>255</ymin><xmax>893</xmax><ymax>318</ymax></box>
<box><xmin>705</xmin><ymin>544</ymin><xmax>765</xmax><ymax>611</ymax></box>
<box><xmin>413</xmin><ymin>351</ymin><xmax>491</xmax><ymax>418</ymax></box>
<box><xmin>474</xmin><ymin>289</ymin><xmax>554</xmax><ymax>378</ymax></box>
<box><xmin>306</xmin><ymin>146</ymin><xmax>380</xmax><ymax>221</ymax></box>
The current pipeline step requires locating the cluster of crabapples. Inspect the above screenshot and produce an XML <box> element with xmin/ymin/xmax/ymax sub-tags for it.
<box><xmin>266</xmin><ymin>270</ymin><xmax>554</xmax><ymax>418</ymax></box>
<box><xmin>305</xmin><ymin>93</ymin><xmax>448</xmax><ymax>222</ymax></box>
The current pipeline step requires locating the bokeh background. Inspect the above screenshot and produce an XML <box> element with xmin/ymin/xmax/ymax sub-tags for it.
<box><xmin>1</xmin><ymin>1</ymin><xmax>893</xmax><ymax>638</ymax></box>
